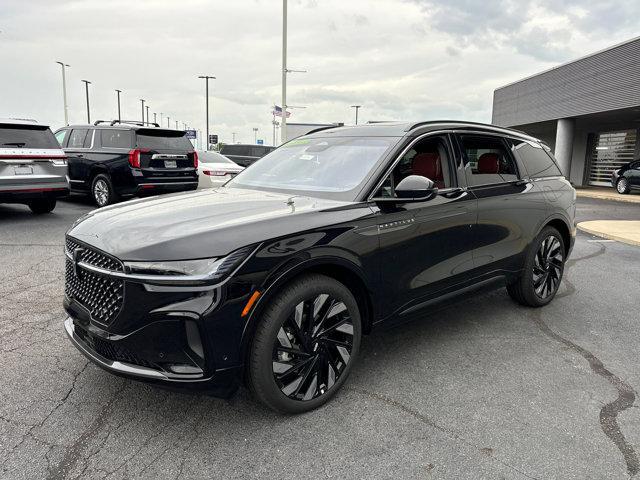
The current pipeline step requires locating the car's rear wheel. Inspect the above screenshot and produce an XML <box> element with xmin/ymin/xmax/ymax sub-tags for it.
<box><xmin>616</xmin><ymin>177</ymin><xmax>630</xmax><ymax>194</ymax></box>
<box><xmin>507</xmin><ymin>226</ymin><xmax>565</xmax><ymax>307</ymax></box>
<box><xmin>248</xmin><ymin>274</ymin><xmax>362</xmax><ymax>414</ymax></box>
<box><xmin>28</xmin><ymin>198</ymin><xmax>56</xmax><ymax>214</ymax></box>
<box><xmin>91</xmin><ymin>174</ymin><xmax>118</xmax><ymax>207</ymax></box>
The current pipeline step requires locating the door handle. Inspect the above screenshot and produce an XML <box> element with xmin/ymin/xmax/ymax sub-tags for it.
<box><xmin>76</xmin><ymin>154</ymin><xmax>84</xmax><ymax>158</ymax></box>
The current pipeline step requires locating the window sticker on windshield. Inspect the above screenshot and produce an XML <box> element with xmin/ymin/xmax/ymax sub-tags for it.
<box><xmin>284</xmin><ymin>138</ymin><xmax>311</xmax><ymax>147</ymax></box>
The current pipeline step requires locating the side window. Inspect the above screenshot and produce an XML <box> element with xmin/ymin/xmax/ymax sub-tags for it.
<box><xmin>54</xmin><ymin>130</ymin><xmax>68</xmax><ymax>146</ymax></box>
<box><xmin>511</xmin><ymin>139</ymin><xmax>563</xmax><ymax>177</ymax></box>
<box><xmin>100</xmin><ymin>129</ymin><xmax>131</xmax><ymax>148</ymax></box>
<box><xmin>375</xmin><ymin>135</ymin><xmax>452</xmax><ymax>198</ymax></box>
<box><xmin>68</xmin><ymin>129</ymin><xmax>89</xmax><ymax>148</ymax></box>
<box><xmin>459</xmin><ymin>135</ymin><xmax>518</xmax><ymax>186</ymax></box>
<box><xmin>83</xmin><ymin>130</ymin><xmax>93</xmax><ymax>148</ymax></box>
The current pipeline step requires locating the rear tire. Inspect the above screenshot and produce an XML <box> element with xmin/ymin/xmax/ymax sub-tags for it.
<box><xmin>248</xmin><ymin>274</ymin><xmax>362</xmax><ymax>414</ymax></box>
<box><xmin>91</xmin><ymin>174</ymin><xmax>118</xmax><ymax>207</ymax></box>
<box><xmin>616</xmin><ymin>178</ymin><xmax>630</xmax><ymax>194</ymax></box>
<box><xmin>28</xmin><ymin>198</ymin><xmax>56</xmax><ymax>214</ymax></box>
<box><xmin>507</xmin><ymin>226</ymin><xmax>565</xmax><ymax>307</ymax></box>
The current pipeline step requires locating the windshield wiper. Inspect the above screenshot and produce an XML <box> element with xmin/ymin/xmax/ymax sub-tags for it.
<box><xmin>3</xmin><ymin>142</ymin><xmax>26</xmax><ymax>147</ymax></box>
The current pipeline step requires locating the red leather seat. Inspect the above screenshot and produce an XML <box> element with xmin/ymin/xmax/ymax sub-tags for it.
<box><xmin>477</xmin><ymin>153</ymin><xmax>500</xmax><ymax>174</ymax></box>
<box><xmin>411</xmin><ymin>152</ymin><xmax>445</xmax><ymax>188</ymax></box>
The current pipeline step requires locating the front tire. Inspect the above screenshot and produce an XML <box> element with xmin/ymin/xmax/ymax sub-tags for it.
<box><xmin>248</xmin><ymin>274</ymin><xmax>362</xmax><ymax>414</ymax></box>
<box><xmin>507</xmin><ymin>226</ymin><xmax>565</xmax><ymax>307</ymax></box>
<box><xmin>91</xmin><ymin>174</ymin><xmax>118</xmax><ymax>207</ymax></box>
<box><xmin>28</xmin><ymin>198</ymin><xmax>56</xmax><ymax>214</ymax></box>
<box><xmin>616</xmin><ymin>177</ymin><xmax>630</xmax><ymax>194</ymax></box>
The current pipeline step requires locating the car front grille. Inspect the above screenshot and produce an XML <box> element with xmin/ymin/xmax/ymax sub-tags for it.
<box><xmin>92</xmin><ymin>336</ymin><xmax>154</xmax><ymax>369</ymax></box>
<box><xmin>65</xmin><ymin>237</ymin><xmax>124</xmax><ymax>325</ymax></box>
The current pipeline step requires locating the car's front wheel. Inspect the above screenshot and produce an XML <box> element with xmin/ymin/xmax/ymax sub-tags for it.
<box><xmin>617</xmin><ymin>177</ymin><xmax>630</xmax><ymax>194</ymax></box>
<box><xmin>28</xmin><ymin>198</ymin><xmax>56</xmax><ymax>214</ymax></box>
<box><xmin>248</xmin><ymin>274</ymin><xmax>362</xmax><ymax>414</ymax></box>
<box><xmin>91</xmin><ymin>174</ymin><xmax>118</xmax><ymax>207</ymax></box>
<box><xmin>507</xmin><ymin>226</ymin><xmax>565</xmax><ymax>307</ymax></box>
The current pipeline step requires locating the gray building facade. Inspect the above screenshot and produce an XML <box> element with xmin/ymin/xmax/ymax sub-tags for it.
<box><xmin>492</xmin><ymin>37</ymin><xmax>640</xmax><ymax>186</ymax></box>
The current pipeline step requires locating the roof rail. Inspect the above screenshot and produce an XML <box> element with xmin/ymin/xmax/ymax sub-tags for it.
<box><xmin>304</xmin><ymin>123</ymin><xmax>345</xmax><ymax>136</ymax></box>
<box><xmin>406</xmin><ymin>120</ymin><xmax>532</xmax><ymax>138</ymax></box>
<box><xmin>92</xmin><ymin>120</ymin><xmax>160</xmax><ymax>127</ymax></box>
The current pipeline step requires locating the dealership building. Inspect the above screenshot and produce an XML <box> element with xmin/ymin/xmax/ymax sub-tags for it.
<box><xmin>492</xmin><ymin>37</ymin><xmax>640</xmax><ymax>187</ymax></box>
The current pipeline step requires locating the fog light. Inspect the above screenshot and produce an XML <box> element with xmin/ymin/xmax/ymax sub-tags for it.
<box><xmin>167</xmin><ymin>364</ymin><xmax>203</xmax><ymax>375</ymax></box>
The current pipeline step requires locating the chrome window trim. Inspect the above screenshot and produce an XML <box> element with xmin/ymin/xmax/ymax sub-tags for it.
<box><xmin>366</xmin><ymin>129</ymin><xmax>460</xmax><ymax>201</ymax></box>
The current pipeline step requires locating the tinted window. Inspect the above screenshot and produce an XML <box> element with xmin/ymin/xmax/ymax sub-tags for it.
<box><xmin>228</xmin><ymin>136</ymin><xmax>397</xmax><ymax>200</ymax></box>
<box><xmin>100</xmin><ymin>129</ymin><xmax>131</xmax><ymax>148</ymax></box>
<box><xmin>221</xmin><ymin>145</ymin><xmax>251</xmax><ymax>156</ymax></box>
<box><xmin>0</xmin><ymin>125</ymin><xmax>60</xmax><ymax>149</ymax></box>
<box><xmin>54</xmin><ymin>129</ymin><xmax>68</xmax><ymax>146</ymax></box>
<box><xmin>135</xmin><ymin>130</ymin><xmax>192</xmax><ymax>150</ymax></box>
<box><xmin>376</xmin><ymin>135</ymin><xmax>452</xmax><ymax>197</ymax></box>
<box><xmin>67</xmin><ymin>129</ymin><xmax>89</xmax><ymax>148</ymax></box>
<box><xmin>511</xmin><ymin>139</ymin><xmax>562</xmax><ymax>177</ymax></box>
<box><xmin>459</xmin><ymin>135</ymin><xmax>518</xmax><ymax>186</ymax></box>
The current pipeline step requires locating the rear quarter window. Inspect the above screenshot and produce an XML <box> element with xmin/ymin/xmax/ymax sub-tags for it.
<box><xmin>0</xmin><ymin>125</ymin><xmax>60</xmax><ymax>149</ymax></box>
<box><xmin>100</xmin><ymin>129</ymin><xmax>132</xmax><ymax>148</ymax></box>
<box><xmin>511</xmin><ymin>140</ymin><xmax>563</xmax><ymax>177</ymax></box>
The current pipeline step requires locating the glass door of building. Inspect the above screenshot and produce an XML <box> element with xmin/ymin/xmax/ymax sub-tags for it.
<box><xmin>587</xmin><ymin>130</ymin><xmax>638</xmax><ymax>186</ymax></box>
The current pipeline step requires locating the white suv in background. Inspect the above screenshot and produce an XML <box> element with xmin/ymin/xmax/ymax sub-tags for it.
<box><xmin>0</xmin><ymin>119</ymin><xmax>69</xmax><ymax>213</ymax></box>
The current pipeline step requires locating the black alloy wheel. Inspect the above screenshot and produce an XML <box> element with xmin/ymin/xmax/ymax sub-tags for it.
<box><xmin>532</xmin><ymin>235</ymin><xmax>564</xmax><ymax>300</ymax></box>
<box><xmin>248</xmin><ymin>274</ymin><xmax>361</xmax><ymax>413</ymax></box>
<box><xmin>507</xmin><ymin>226</ymin><xmax>565</xmax><ymax>307</ymax></box>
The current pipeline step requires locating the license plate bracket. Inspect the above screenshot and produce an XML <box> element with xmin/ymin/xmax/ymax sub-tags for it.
<box><xmin>14</xmin><ymin>165</ymin><xmax>33</xmax><ymax>175</ymax></box>
<box><xmin>164</xmin><ymin>160</ymin><xmax>177</xmax><ymax>168</ymax></box>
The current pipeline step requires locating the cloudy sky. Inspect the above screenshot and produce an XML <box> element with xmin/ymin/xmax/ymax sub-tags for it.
<box><xmin>1</xmin><ymin>0</ymin><xmax>638</xmax><ymax>145</ymax></box>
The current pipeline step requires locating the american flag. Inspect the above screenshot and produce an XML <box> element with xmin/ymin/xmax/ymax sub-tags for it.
<box><xmin>272</xmin><ymin>105</ymin><xmax>291</xmax><ymax>118</ymax></box>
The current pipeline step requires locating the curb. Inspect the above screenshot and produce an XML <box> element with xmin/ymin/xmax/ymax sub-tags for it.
<box><xmin>577</xmin><ymin>221</ymin><xmax>640</xmax><ymax>247</ymax></box>
<box><xmin>576</xmin><ymin>190</ymin><xmax>640</xmax><ymax>204</ymax></box>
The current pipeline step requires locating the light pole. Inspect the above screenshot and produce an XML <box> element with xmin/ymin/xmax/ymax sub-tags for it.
<box><xmin>281</xmin><ymin>0</ymin><xmax>287</xmax><ymax>143</ymax></box>
<box><xmin>167</xmin><ymin>116</ymin><xmax>170</xmax><ymax>128</ymax></box>
<box><xmin>115</xmin><ymin>89</ymin><xmax>122</xmax><ymax>121</ymax></box>
<box><xmin>351</xmin><ymin>105</ymin><xmax>362</xmax><ymax>125</ymax></box>
<box><xmin>140</xmin><ymin>99</ymin><xmax>145</xmax><ymax>123</ymax></box>
<box><xmin>198</xmin><ymin>75</ymin><xmax>216</xmax><ymax>150</ymax></box>
<box><xmin>81</xmin><ymin>80</ymin><xmax>91</xmax><ymax>123</ymax></box>
<box><xmin>232</xmin><ymin>132</ymin><xmax>237</xmax><ymax>144</ymax></box>
<box><xmin>146</xmin><ymin>105</ymin><xmax>150</xmax><ymax>125</ymax></box>
<box><xmin>159</xmin><ymin>112</ymin><xmax>163</xmax><ymax>125</ymax></box>
<box><xmin>253</xmin><ymin>127</ymin><xmax>259</xmax><ymax>144</ymax></box>
<box><xmin>175</xmin><ymin>120</ymin><xmax>179</xmax><ymax>129</ymax></box>
<box><xmin>153</xmin><ymin>112</ymin><xmax>157</xmax><ymax>124</ymax></box>
<box><xmin>56</xmin><ymin>61</ymin><xmax>70</xmax><ymax>125</ymax></box>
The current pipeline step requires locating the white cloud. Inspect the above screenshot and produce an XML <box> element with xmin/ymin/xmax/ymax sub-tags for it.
<box><xmin>0</xmin><ymin>0</ymin><xmax>638</xmax><ymax>144</ymax></box>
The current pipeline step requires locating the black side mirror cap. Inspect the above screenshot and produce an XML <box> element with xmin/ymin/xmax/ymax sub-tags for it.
<box><xmin>372</xmin><ymin>175</ymin><xmax>438</xmax><ymax>204</ymax></box>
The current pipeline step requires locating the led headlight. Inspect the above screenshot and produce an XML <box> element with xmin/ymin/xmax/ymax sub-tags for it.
<box><xmin>124</xmin><ymin>245</ymin><xmax>253</xmax><ymax>282</ymax></box>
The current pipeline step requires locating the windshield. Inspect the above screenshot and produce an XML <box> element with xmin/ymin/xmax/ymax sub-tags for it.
<box><xmin>200</xmin><ymin>151</ymin><xmax>235</xmax><ymax>164</ymax></box>
<box><xmin>135</xmin><ymin>129</ymin><xmax>193</xmax><ymax>150</ymax></box>
<box><xmin>227</xmin><ymin>136</ymin><xmax>398</xmax><ymax>200</ymax></box>
<box><xmin>0</xmin><ymin>125</ymin><xmax>59</xmax><ymax>149</ymax></box>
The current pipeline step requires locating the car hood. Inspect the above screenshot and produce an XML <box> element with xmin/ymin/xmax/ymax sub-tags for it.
<box><xmin>68</xmin><ymin>187</ymin><xmax>363</xmax><ymax>261</ymax></box>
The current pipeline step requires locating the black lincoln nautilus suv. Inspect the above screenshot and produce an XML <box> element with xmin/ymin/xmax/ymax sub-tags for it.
<box><xmin>63</xmin><ymin>121</ymin><xmax>576</xmax><ymax>413</ymax></box>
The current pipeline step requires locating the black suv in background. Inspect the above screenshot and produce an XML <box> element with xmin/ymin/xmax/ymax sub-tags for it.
<box><xmin>54</xmin><ymin>121</ymin><xmax>198</xmax><ymax>206</ymax></box>
<box><xmin>219</xmin><ymin>143</ymin><xmax>276</xmax><ymax>167</ymax></box>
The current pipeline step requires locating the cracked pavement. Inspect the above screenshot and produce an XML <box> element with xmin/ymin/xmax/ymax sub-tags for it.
<box><xmin>1</xmin><ymin>196</ymin><xmax>639</xmax><ymax>479</ymax></box>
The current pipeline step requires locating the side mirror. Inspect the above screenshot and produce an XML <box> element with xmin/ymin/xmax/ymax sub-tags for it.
<box><xmin>395</xmin><ymin>175</ymin><xmax>437</xmax><ymax>200</ymax></box>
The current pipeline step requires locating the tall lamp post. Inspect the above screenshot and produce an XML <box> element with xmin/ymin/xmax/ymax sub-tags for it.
<box><xmin>56</xmin><ymin>61</ymin><xmax>70</xmax><ymax>125</ymax></box>
<box><xmin>253</xmin><ymin>127</ymin><xmax>259</xmax><ymax>144</ymax></box>
<box><xmin>140</xmin><ymin>99</ymin><xmax>146</xmax><ymax>123</ymax></box>
<box><xmin>351</xmin><ymin>105</ymin><xmax>362</xmax><ymax>125</ymax></box>
<box><xmin>146</xmin><ymin>105</ymin><xmax>150</xmax><ymax>125</ymax></box>
<box><xmin>81</xmin><ymin>80</ymin><xmax>91</xmax><ymax>123</ymax></box>
<box><xmin>175</xmin><ymin>120</ymin><xmax>179</xmax><ymax>129</ymax></box>
<box><xmin>198</xmin><ymin>75</ymin><xmax>216</xmax><ymax>150</ymax></box>
<box><xmin>115</xmin><ymin>89</ymin><xmax>122</xmax><ymax>121</ymax></box>
<box><xmin>281</xmin><ymin>0</ymin><xmax>287</xmax><ymax>142</ymax></box>
<box><xmin>167</xmin><ymin>116</ymin><xmax>170</xmax><ymax>128</ymax></box>
<box><xmin>232</xmin><ymin>132</ymin><xmax>237</xmax><ymax>144</ymax></box>
<box><xmin>153</xmin><ymin>112</ymin><xmax>157</xmax><ymax>124</ymax></box>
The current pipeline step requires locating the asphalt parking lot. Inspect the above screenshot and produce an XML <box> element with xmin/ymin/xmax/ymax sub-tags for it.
<box><xmin>1</xmin><ymin>195</ymin><xmax>640</xmax><ymax>479</ymax></box>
